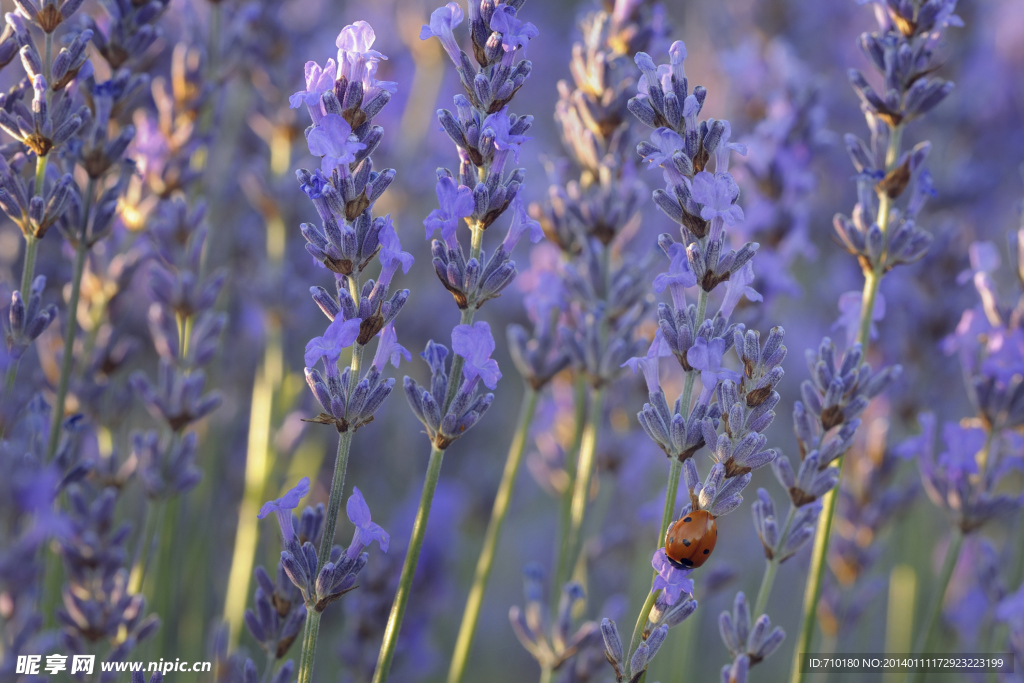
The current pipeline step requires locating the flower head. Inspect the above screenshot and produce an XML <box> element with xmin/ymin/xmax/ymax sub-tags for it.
<box><xmin>652</xmin><ymin>549</ymin><xmax>694</xmax><ymax>606</ymax></box>
<box><xmin>290</xmin><ymin>59</ymin><xmax>337</xmax><ymax>124</ymax></box>
<box><xmin>345</xmin><ymin>486</ymin><xmax>389</xmax><ymax>558</ymax></box>
<box><xmin>420</xmin><ymin>3</ymin><xmax>464</xmax><ymax>65</ymax></box>
<box><xmin>424</xmin><ymin>176</ymin><xmax>474</xmax><ymax>247</ymax></box>
<box><xmin>258</xmin><ymin>477</ymin><xmax>310</xmax><ymax>544</ymax></box>
<box><xmin>451</xmin><ymin>321</ymin><xmax>502</xmax><ymax>390</ymax></box>
<box><xmin>307</xmin><ymin>114</ymin><xmax>367</xmax><ymax>176</ymax></box>
<box><xmin>305</xmin><ymin>315</ymin><xmax>363</xmax><ymax>369</ymax></box>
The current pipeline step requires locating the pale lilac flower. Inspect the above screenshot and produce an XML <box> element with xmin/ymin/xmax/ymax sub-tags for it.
<box><xmin>833</xmin><ymin>291</ymin><xmax>885</xmax><ymax>348</ymax></box>
<box><xmin>345</xmin><ymin>487</ymin><xmax>389</xmax><ymax>559</ymax></box>
<box><xmin>652</xmin><ymin>549</ymin><xmax>694</xmax><ymax>606</ymax></box>
<box><xmin>419</xmin><ymin>3</ymin><xmax>464</xmax><ymax>65</ymax></box>
<box><xmin>305</xmin><ymin>315</ymin><xmax>363</xmax><ymax>368</ymax></box>
<box><xmin>372</xmin><ymin>322</ymin><xmax>411</xmax><ymax>371</ymax></box>
<box><xmin>451</xmin><ymin>321</ymin><xmax>502</xmax><ymax>390</ymax></box>
<box><xmin>502</xmin><ymin>195</ymin><xmax>544</xmax><ymax>251</ymax></box>
<box><xmin>289</xmin><ymin>59</ymin><xmax>337</xmax><ymax>124</ymax></box>
<box><xmin>258</xmin><ymin>477</ymin><xmax>311</xmax><ymax>544</ymax></box>
<box><xmin>687</xmin><ymin>337</ymin><xmax>741</xmax><ymax>402</ymax></box>
<box><xmin>719</xmin><ymin>262</ymin><xmax>761</xmax><ymax>319</ymax></box>
<box><xmin>307</xmin><ymin>114</ymin><xmax>367</xmax><ymax>176</ymax></box>
<box><xmin>424</xmin><ymin>176</ymin><xmax>474</xmax><ymax>247</ymax></box>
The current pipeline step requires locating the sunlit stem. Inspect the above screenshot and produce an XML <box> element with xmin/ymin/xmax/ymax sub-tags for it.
<box><xmin>448</xmin><ymin>386</ymin><xmax>539</xmax><ymax>683</ymax></box>
<box><xmin>790</xmin><ymin>123</ymin><xmax>903</xmax><ymax>683</ymax></box>
<box><xmin>372</xmin><ymin>444</ymin><xmax>446</xmax><ymax>683</ymax></box>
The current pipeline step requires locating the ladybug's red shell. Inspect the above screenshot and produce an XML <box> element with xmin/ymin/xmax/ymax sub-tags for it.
<box><xmin>665</xmin><ymin>510</ymin><xmax>717</xmax><ymax>569</ymax></box>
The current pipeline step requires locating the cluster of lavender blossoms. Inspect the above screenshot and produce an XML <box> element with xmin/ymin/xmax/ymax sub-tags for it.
<box><xmin>0</xmin><ymin>0</ymin><xmax>200</xmax><ymax>675</ymax></box>
<box><xmin>791</xmin><ymin>1</ymin><xmax>964</xmax><ymax>673</ymax></box>
<box><xmin>285</xmin><ymin>19</ymin><xmax>405</xmax><ymax>683</ymax></box>
<box><xmin>596</xmin><ymin>38</ymin><xmax>797</xmax><ymax>683</ymax></box>
<box><xmin>374</xmin><ymin>2</ymin><xmax>541</xmax><ymax>681</ymax></box>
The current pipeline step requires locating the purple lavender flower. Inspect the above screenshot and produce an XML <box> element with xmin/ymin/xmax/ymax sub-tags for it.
<box><xmin>371</xmin><ymin>323</ymin><xmax>411</xmax><ymax>372</ymax></box>
<box><xmin>304</xmin><ymin>315</ymin><xmax>362</xmax><ymax>369</ymax></box>
<box><xmin>623</xmin><ymin>333</ymin><xmax>671</xmax><ymax>394</ymax></box>
<box><xmin>652</xmin><ymin>549</ymin><xmax>694</xmax><ymax>606</ymax></box>
<box><xmin>687</xmin><ymin>337</ymin><xmax>741</xmax><ymax>403</ymax></box>
<box><xmin>258</xmin><ymin>477</ymin><xmax>311</xmax><ymax>544</ymax></box>
<box><xmin>719</xmin><ymin>262</ymin><xmax>761</xmax><ymax>319</ymax></box>
<box><xmin>306</xmin><ymin>114</ymin><xmax>367</xmax><ymax>176</ymax></box>
<box><xmin>501</xmin><ymin>195</ymin><xmax>543</xmax><ymax>251</ymax></box>
<box><xmin>424</xmin><ymin>176</ymin><xmax>474</xmax><ymax>246</ymax></box>
<box><xmin>290</xmin><ymin>59</ymin><xmax>338</xmax><ymax>124</ymax></box>
<box><xmin>335</xmin><ymin>21</ymin><xmax>396</xmax><ymax>99</ymax></box>
<box><xmin>689</xmin><ymin>171</ymin><xmax>743</xmax><ymax>225</ymax></box>
<box><xmin>451</xmin><ymin>321</ymin><xmax>502</xmax><ymax>390</ymax></box>
<box><xmin>482</xmin><ymin>106</ymin><xmax>532</xmax><ymax>166</ymax></box>
<box><xmin>420</xmin><ymin>3</ymin><xmax>464</xmax><ymax>65</ymax></box>
<box><xmin>488</xmin><ymin>4</ymin><xmax>539</xmax><ymax>61</ymax></box>
<box><xmin>345</xmin><ymin>487</ymin><xmax>389</xmax><ymax>559</ymax></box>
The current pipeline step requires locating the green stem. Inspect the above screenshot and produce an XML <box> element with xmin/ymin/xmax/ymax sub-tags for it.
<box><xmin>44</xmin><ymin>175</ymin><xmax>96</xmax><ymax>461</ymax></box>
<box><xmin>538</xmin><ymin>664</ymin><xmax>553</xmax><ymax>683</ymax></box>
<box><xmin>296</xmin><ymin>610</ymin><xmax>319</xmax><ymax>683</ymax></box>
<box><xmin>373</xmin><ymin>444</ymin><xmax>446</xmax><ymax>683</ymax></box>
<box><xmin>558</xmin><ymin>387</ymin><xmax>606</xmax><ymax>592</ymax></box>
<box><xmin>906</xmin><ymin>530</ymin><xmax>963</xmax><ymax>683</ymax></box>
<box><xmin>448</xmin><ymin>386</ymin><xmax>539</xmax><ymax>683</ymax></box>
<box><xmin>20</xmin><ymin>233</ymin><xmax>40</xmax><ymax>297</ymax></box>
<box><xmin>128</xmin><ymin>501</ymin><xmax>159</xmax><ymax>594</ymax></box>
<box><xmin>789</xmin><ymin>124</ymin><xmax>903</xmax><ymax>683</ymax></box>
<box><xmin>553</xmin><ymin>375</ymin><xmax>588</xmax><ymax>606</ymax></box>
<box><xmin>627</xmin><ymin>590</ymin><xmax>659</xmax><ymax>678</ymax></box>
<box><xmin>45</xmin><ymin>241</ymin><xmax>88</xmax><ymax>461</ymax></box>
<box><xmin>753</xmin><ymin>506</ymin><xmax>797</xmax><ymax>618</ymax></box>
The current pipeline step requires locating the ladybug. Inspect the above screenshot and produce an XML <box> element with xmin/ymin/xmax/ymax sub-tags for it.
<box><xmin>664</xmin><ymin>509</ymin><xmax>717</xmax><ymax>569</ymax></box>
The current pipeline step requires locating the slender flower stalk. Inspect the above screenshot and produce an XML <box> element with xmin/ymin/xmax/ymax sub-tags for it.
<box><xmin>375</xmin><ymin>3</ymin><xmax>540</xmax><ymax>679</ymax></box>
<box><xmin>281</xmin><ymin>18</ymin><xmax>410</xmax><ymax>683</ymax></box>
<box><xmin>447</xmin><ymin>385</ymin><xmax>539</xmax><ymax>683</ymax></box>
<box><xmin>790</xmin><ymin>4</ymin><xmax>960</xmax><ymax>678</ymax></box>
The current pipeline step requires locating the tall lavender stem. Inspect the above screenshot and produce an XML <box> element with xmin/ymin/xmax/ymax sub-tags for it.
<box><xmin>790</xmin><ymin>1</ymin><xmax>960</xmax><ymax>675</ymax></box>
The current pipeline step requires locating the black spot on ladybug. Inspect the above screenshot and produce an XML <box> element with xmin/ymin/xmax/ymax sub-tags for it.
<box><xmin>682</xmin><ymin>539</ymin><xmax>691</xmax><ymax>546</ymax></box>
<box><xmin>703</xmin><ymin>549</ymin><xmax>710</xmax><ymax>554</ymax></box>
<box><xmin>683</xmin><ymin>516</ymin><xmax>692</xmax><ymax>522</ymax></box>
